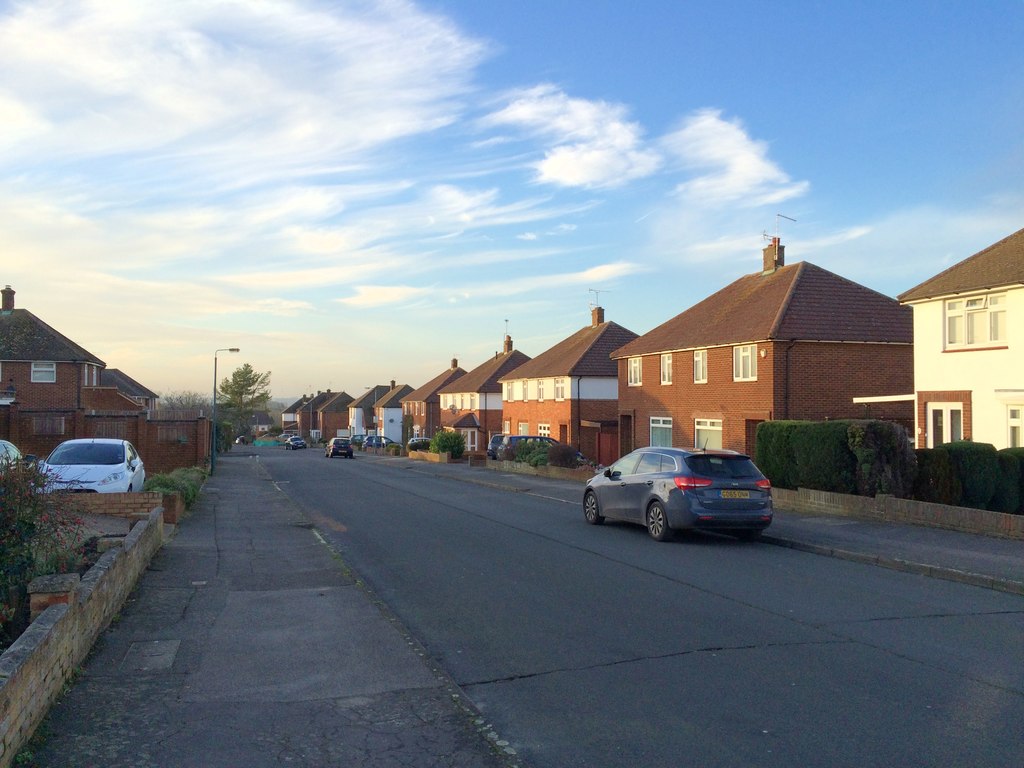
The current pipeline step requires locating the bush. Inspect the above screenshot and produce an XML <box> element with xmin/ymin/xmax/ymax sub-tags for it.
<box><xmin>912</xmin><ymin>449</ymin><xmax>961</xmax><ymax>505</ymax></box>
<box><xmin>144</xmin><ymin>466</ymin><xmax>207</xmax><ymax>508</ymax></box>
<box><xmin>992</xmin><ymin>449</ymin><xmax>1023</xmax><ymax>514</ymax></box>
<box><xmin>430</xmin><ymin>431</ymin><xmax>465</xmax><ymax>460</ymax></box>
<box><xmin>755</xmin><ymin>421</ymin><xmax>802</xmax><ymax>489</ymax></box>
<box><xmin>547</xmin><ymin>443</ymin><xmax>579</xmax><ymax>468</ymax></box>
<box><xmin>790</xmin><ymin>420</ymin><xmax>857</xmax><ymax>493</ymax></box>
<box><xmin>847</xmin><ymin>420</ymin><xmax>917</xmax><ymax>498</ymax></box>
<box><xmin>938</xmin><ymin>441</ymin><xmax>1000</xmax><ymax>509</ymax></box>
<box><xmin>386</xmin><ymin>443</ymin><xmax>402</xmax><ymax>456</ymax></box>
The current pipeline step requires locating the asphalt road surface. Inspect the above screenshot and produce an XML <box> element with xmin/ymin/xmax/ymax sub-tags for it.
<box><xmin>262</xmin><ymin>448</ymin><xmax>1024</xmax><ymax>768</ymax></box>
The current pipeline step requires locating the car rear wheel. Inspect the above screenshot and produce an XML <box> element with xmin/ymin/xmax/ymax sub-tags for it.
<box><xmin>583</xmin><ymin>491</ymin><xmax>604</xmax><ymax>525</ymax></box>
<box><xmin>646</xmin><ymin>501</ymin><xmax>673</xmax><ymax>541</ymax></box>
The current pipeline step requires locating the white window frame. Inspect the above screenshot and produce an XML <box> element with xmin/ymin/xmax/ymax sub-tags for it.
<box><xmin>926</xmin><ymin>402</ymin><xmax>963</xmax><ymax>448</ymax></box>
<box><xmin>503</xmin><ymin>382</ymin><xmax>511</xmax><ymax>402</ymax></box>
<box><xmin>554</xmin><ymin>378</ymin><xmax>566</xmax><ymax>400</ymax></box>
<box><xmin>628</xmin><ymin>357</ymin><xmax>642</xmax><ymax>386</ymax></box>
<box><xmin>694</xmin><ymin>418</ymin><xmax>723</xmax><ymax>450</ymax></box>
<box><xmin>503</xmin><ymin>419</ymin><xmax>511</xmax><ymax>433</ymax></box>
<box><xmin>693</xmin><ymin>349</ymin><xmax>707</xmax><ymax>384</ymax></box>
<box><xmin>650</xmin><ymin>416</ymin><xmax>672</xmax><ymax>447</ymax></box>
<box><xmin>521</xmin><ymin>380</ymin><xmax>528</xmax><ymax>402</ymax></box>
<box><xmin>660</xmin><ymin>353</ymin><xmax>672</xmax><ymax>385</ymax></box>
<box><xmin>1009</xmin><ymin>405</ymin><xmax>1023</xmax><ymax>449</ymax></box>
<box><xmin>537</xmin><ymin>379</ymin><xmax>545</xmax><ymax>402</ymax></box>
<box><xmin>518</xmin><ymin>421</ymin><xmax>529</xmax><ymax>436</ymax></box>
<box><xmin>538</xmin><ymin>423</ymin><xmax>551</xmax><ymax>437</ymax></box>
<box><xmin>32</xmin><ymin>362</ymin><xmax>56</xmax><ymax>383</ymax></box>
<box><xmin>733</xmin><ymin>345</ymin><xmax>757</xmax><ymax>381</ymax></box>
<box><xmin>945</xmin><ymin>293</ymin><xmax>1006</xmax><ymax>349</ymax></box>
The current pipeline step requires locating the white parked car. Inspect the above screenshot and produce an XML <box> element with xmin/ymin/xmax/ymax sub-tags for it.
<box><xmin>40</xmin><ymin>438</ymin><xmax>146</xmax><ymax>493</ymax></box>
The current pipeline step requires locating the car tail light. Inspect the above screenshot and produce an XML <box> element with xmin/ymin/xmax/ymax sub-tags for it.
<box><xmin>756</xmin><ymin>478</ymin><xmax>772</xmax><ymax>490</ymax></box>
<box><xmin>674</xmin><ymin>475</ymin><xmax>713</xmax><ymax>491</ymax></box>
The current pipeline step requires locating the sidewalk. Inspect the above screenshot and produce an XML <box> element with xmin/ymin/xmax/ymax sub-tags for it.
<box><xmin>398</xmin><ymin>456</ymin><xmax>1024</xmax><ymax>596</ymax></box>
<box><xmin>32</xmin><ymin>457</ymin><xmax>517</xmax><ymax>768</ymax></box>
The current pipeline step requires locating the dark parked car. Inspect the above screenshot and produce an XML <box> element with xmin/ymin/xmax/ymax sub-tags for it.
<box><xmin>496</xmin><ymin>434</ymin><xmax>556</xmax><ymax>458</ymax></box>
<box><xmin>324</xmin><ymin>437</ymin><xmax>353</xmax><ymax>458</ymax></box>
<box><xmin>349</xmin><ymin>434</ymin><xmax>366</xmax><ymax>448</ymax></box>
<box><xmin>583</xmin><ymin>447</ymin><xmax>772</xmax><ymax>541</ymax></box>
<box><xmin>406</xmin><ymin>437</ymin><xmax>432</xmax><ymax>452</ymax></box>
<box><xmin>284</xmin><ymin>436</ymin><xmax>307</xmax><ymax>450</ymax></box>
<box><xmin>363</xmin><ymin>435</ymin><xmax>396</xmax><ymax>450</ymax></box>
<box><xmin>486</xmin><ymin>433</ymin><xmax>508</xmax><ymax>459</ymax></box>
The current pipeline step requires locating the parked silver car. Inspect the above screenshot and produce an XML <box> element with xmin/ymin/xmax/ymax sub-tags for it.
<box><xmin>583</xmin><ymin>447</ymin><xmax>772</xmax><ymax>541</ymax></box>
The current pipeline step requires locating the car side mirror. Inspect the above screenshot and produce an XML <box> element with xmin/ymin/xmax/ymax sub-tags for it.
<box><xmin>603</xmin><ymin>468</ymin><xmax>613</xmax><ymax>478</ymax></box>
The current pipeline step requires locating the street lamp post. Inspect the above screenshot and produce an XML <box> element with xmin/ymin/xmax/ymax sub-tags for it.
<box><xmin>211</xmin><ymin>347</ymin><xmax>240</xmax><ymax>474</ymax></box>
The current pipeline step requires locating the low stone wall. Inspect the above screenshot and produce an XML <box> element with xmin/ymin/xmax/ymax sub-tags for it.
<box><xmin>772</xmin><ymin>487</ymin><xmax>1024</xmax><ymax>540</ymax></box>
<box><xmin>408</xmin><ymin>450</ymin><xmax>449</xmax><ymax>463</ymax></box>
<box><xmin>484</xmin><ymin>459</ymin><xmax>597</xmax><ymax>483</ymax></box>
<box><xmin>0</xmin><ymin>508</ymin><xmax>165</xmax><ymax>768</ymax></box>
<box><xmin>68</xmin><ymin>491</ymin><xmax>183</xmax><ymax>524</ymax></box>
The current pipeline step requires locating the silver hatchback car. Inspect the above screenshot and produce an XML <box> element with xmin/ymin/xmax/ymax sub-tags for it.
<box><xmin>583</xmin><ymin>447</ymin><xmax>772</xmax><ymax>541</ymax></box>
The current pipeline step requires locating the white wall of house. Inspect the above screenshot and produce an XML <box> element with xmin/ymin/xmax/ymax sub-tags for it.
<box><xmin>381</xmin><ymin>407</ymin><xmax>402</xmax><ymax>443</ymax></box>
<box><xmin>912</xmin><ymin>286</ymin><xmax>1024</xmax><ymax>449</ymax></box>
<box><xmin>349</xmin><ymin>408</ymin><xmax>366</xmax><ymax>435</ymax></box>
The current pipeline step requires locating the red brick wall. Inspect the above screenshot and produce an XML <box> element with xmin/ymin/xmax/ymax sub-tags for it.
<box><xmin>914</xmin><ymin>390</ymin><xmax>973</xmax><ymax>448</ymax></box>
<box><xmin>82</xmin><ymin>387</ymin><xmax>144</xmax><ymax>411</ymax></box>
<box><xmin>617</xmin><ymin>341</ymin><xmax>914</xmax><ymax>457</ymax></box>
<box><xmin>3</xmin><ymin>361</ymin><xmax>85</xmax><ymax>409</ymax></box>
<box><xmin>321</xmin><ymin>411</ymin><xmax>350</xmax><ymax>437</ymax></box>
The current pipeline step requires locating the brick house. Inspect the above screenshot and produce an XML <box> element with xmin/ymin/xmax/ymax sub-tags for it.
<box><xmin>281</xmin><ymin>396</ymin><xmax>306</xmax><ymax>432</ymax></box>
<box><xmin>349</xmin><ymin>384</ymin><xmax>393</xmax><ymax>437</ymax></box>
<box><xmin>498</xmin><ymin>307</ymin><xmax>638</xmax><ymax>465</ymax></box>
<box><xmin>437</xmin><ymin>336</ymin><xmax>530</xmax><ymax>454</ymax></box>
<box><xmin>319</xmin><ymin>391</ymin><xmax>354</xmax><ymax>439</ymax></box>
<box><xmin>0</xmin><ymin>285</ymin><xmax>209</xmax><ymax>472</ymax></box>
<box><xmin>295</xmin><ymin>390</ymin><xmax>340</xmax><ymax>441</ymax></box>
<box><xmin>401</xmin><ymin>359</ymin><xmax>466</xmax><ymax>441</ymax></box>
<box><xmin>101</xmin><ymin>368</ymin><xmax>160</xmax><ymax>410</ymax></box>
<box><xmin>610</xmin><ymin>239</ymin><xmax>914</xmax><ymax>457</ymax></box>
<box><xmin>897</xmin><ymin>226</ymin><xmax>1024</xmax><ymax>449</ymax></box>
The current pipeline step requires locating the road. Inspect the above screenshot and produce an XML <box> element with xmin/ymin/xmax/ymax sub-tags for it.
<box><xmin>262</xmin><ymin>447</ymin><xmax>1024</xmax><ymax>768</ymax></box>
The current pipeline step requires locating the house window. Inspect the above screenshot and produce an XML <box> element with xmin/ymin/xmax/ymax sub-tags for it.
<box><xmin>504</xmin><ymin>382</ymin><xmax>511</xmax><ymax>402</ymax></box>
<box><xmin>537</xmin><ymin>379</ymin><xmax>545</xmax><ymax>401</ymax></box>
<box><xmin>555</xmin><ymin>378</ymin><xmax>566</xmax><ymax>400</ymax></box>
<box><xmin>693</xmin><ymin>350</ymin><xmax>707</xmax><ymax>384</ymax></box>
<box><xmin>521</xmin><ymin>380</ymin><xmax>528</xmax><ymax>402</ymax></box>
<box><xmin>1008</xmin><ymin>406</ymin><xmax>1022</xmax><ymax>448</ymax></box>
<box><xmin>628</xmin><ymin>357</ymin><xmax>642</xmax><ymax>386</ymax></box>
<box><xmin>503</xmin><ymin>419</ymin><xmax>511</xmax><ymax>433</ymax></box>
<box><xmin>733</xmin><ymin>345</ymin><xmax>757</xmax><ymax>381</ymax></box>
<box><xmin>926</xmin><ymin>402</ymin><xmax>963</xmax><ymax>448</ymax></box>
<box><xmin>694</xmin><ymin>418</ymin><xmax>723</xmax><ymax>450</ymax></box>
<box><xmin>459</xmin><ymin>393</ymin><xmax>465</xmax><ymax>410</ymax></box>
<box><xmin>538</xmin><ymin>423</ymin><xmax>551</xmax><ymax>437</ymax></box>
<box><xmin>32</xmin><ymin>362</ymin><xmax>56</xmax><ymax>383</ymax></box>
<box><xmin>518</xmin><ymin>421</ymin><xmax>529</xmax><ymax>435</ymax></box>
<box><xmin>660</xmin><ymin>353</ymin><xmax>672</xmax><ymax>385</ymax></box>
<box><xmin>946</xmin><ymin>293</ymin><xmax>1006</xmax><ymax>348</ymax></box>
<box><xmin>650</xmin><ymin>417</ymin><xmax>672</xmax><ymax>447</ymax></box>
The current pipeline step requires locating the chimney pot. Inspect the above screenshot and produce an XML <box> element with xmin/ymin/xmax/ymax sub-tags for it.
<box><xmin>762</xmin><ymin>237</ymin><xmax>785</xmax><ymax>273</ymax></box>
<box><xmin>1</xmin><ymin>285</ymin><xmax>14</xmax><ymax>312</ymax></box>
<box><xmin>503</xmin><ymin>334</ymin><xmax>513</xmax><ymax>354</ymax></box>
<box><xmin>451</xmin><ymin>358</ymin><xmax>457</xmax><ymax>369</ymax></box>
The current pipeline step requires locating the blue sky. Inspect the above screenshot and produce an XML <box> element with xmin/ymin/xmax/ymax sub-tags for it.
<box><xmin>2</xmin><ymin>0</ymin><xmax>1022</xmax><ymax>401</ymax></box>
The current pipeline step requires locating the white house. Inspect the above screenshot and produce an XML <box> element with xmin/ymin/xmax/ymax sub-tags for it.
<box><xmin>898</xmin><ymin>227</ymin><xmax>1024</xmax><ymax>449</ymax></box>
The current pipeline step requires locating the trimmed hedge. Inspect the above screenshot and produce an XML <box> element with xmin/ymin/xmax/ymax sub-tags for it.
<box><xmin>991</xmin><ymin>451</ymin><xmax>1021</xmax><ymax>514</ymax></box>
<box><xmin>912</xmin><ymin>449</ymin><xmax>961</xmax><ymax>506</ymax></box>
<box><xmin>937</xmin><ymin>441</ymin><xmax>1001</xmax><ymax>510</ymax></box>
<box><xmin>430</xmin><ymin>431</ymin><xmax>465</xmax><ymax>460</ymax></box>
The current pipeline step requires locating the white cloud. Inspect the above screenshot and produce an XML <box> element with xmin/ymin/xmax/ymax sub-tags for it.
<box><xmin>663</xmin><ymin>109</ymin><xmax>809</xmax><ymax>206</ymax></box>
<box><xmin>483</xmin><ymin>84</ymin><xmax>661</xmax><ymax>188</ymax></box>
<box><xmin>337</xmin><ymin>285</ymin><xmax>432</xmax><ymax>308</ymax></box>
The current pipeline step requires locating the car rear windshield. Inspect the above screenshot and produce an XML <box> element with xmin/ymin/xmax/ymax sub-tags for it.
<box><xmin>49</xmin><ymin>443</ymin><xmax>124</xmax><ymax>466</ymax></box>
<box><xmin>684</xmin><ymin>455</ymin><xmax>761</xmax><ymax>479</ymax></box>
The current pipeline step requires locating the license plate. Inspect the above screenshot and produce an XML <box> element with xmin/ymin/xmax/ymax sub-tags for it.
<box><xmin>721</xmin><ymin>490</ymin><xmax>750</xmax><ymax>499</ymax></box>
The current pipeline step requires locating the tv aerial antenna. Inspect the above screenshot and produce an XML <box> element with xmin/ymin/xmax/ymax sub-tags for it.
<box><xmin>589</xmin><ymin>288</ymin><xmax>609</xmax><ymax>308</ymax></box>
<box><xmin>764</xmin><ymin>213</ymin><xmax>796</xmax><ymax>242</ymax></box>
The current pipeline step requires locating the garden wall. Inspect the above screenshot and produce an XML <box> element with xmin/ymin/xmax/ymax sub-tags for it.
<box><xmin>0</xmin><ymin>508</ymin><xmax>165</xmax><ymax>768</ymax></box>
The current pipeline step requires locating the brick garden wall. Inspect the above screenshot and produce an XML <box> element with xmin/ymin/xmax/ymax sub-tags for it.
<box><xmin>0</xmin><ymin>508</ymin><xmax>165</xmax><ymax>768</ymax></box>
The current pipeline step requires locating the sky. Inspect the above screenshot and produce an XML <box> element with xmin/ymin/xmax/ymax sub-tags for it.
<box><xmin>2</xmin><ymin>0</ymin><xmax>1022</xmax><ymax>403</ymax></box>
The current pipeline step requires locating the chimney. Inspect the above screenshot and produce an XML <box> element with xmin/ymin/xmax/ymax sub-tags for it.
<box><xmin>762</xmin><ymin>238</ymin><xmax>785</xmax><ymax>273</ymax></box>
<box><xmin>390</xmin><ymin>379</ymin><xmax>395</xmax><ymax>389</ymax></box>
<box><xmin>451</xmin><ymin>358</ymin><xmax>458</xmax><ymax>369</ymax></box>
<box><xmin>1</xmin><ymin>285</ymin><xmax>14</xmax><ymax>313</ymax></box>
<box><xmin>503</xmin><ymin>334</ymin><xmax>513</xmax><ymax>354</ymax></box>
<box><xmin>591</xmin><ymin>306</ymin><xmax>605</xmax><ymax>326</ymax></box>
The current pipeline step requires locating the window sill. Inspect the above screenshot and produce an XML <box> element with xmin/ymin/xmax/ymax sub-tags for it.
<box><xmin>943</xmin><ymin>345</ymin><xmax>1009</xmax><ymax>353</ymax></box>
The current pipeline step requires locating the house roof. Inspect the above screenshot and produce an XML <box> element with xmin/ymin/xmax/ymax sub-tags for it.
<box><xmin>0</xmin><ymin>308</ymin><xmax>106</xmax><ymax>366</ymax></box>
<box><xmin>500</xmin><ymin>320</ymin><xmax>638</xmax><ymax>381</ymax></box>
<box><xmin>101</xmin><ymin>368</ymin><xmax>159</xmax><ymax>399</ymax></box>
<box><xmin>349</xmin><ymin>384</ymin><xmax>392</xmax><ymax>409</ymax></box>
<box><xmin>402</xmin><ymin>363</ymin><xmax>467</xmax><ymax>403</ymax></box>
<box><xmin>898</xmin><ymin>227</ymin><xmax>1024</xmax><ymax>302</ymax></box>
<box><xmin>377</xmin><ymin>384</ymin><xmax>414</xmax><ymax>409</ymax></box>
<box><xmin>612</xmin><ymin>260</ymin><xmax>912</xmax><ymax>359</ymax></box>
<box><xmin>438</xmin><ymin>349</ymin><xmax>532</xmax><ymax>395</ymax></box>
<box><xmin>320</xmin><ymin>391</ymin><xmax>354</xmax><ymax>413</ymax></box>
<box><xmin>283</xmin><ymin>397</ymin><xmax>308</xmax><ymax>413</ymax></box>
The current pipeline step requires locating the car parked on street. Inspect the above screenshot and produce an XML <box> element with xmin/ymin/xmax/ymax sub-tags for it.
<box><xmin>39</xmin><ymin>438</ymin><xmax>146</xmax><ymax>493</ymax></box>
<box><xmin>496</xmin><ymin>434</ymin><xmax>557</xmax><ymax>458</ymax></box>
<box><xmin>406</xmin><ymin>437</ymin><xmax>432</xmax><ymax>452</ymax></box>
<box><xmin>349</xmin><ymin>434</ymin><xmax>366</xmax><ymax>448</ymax></box>
<box><xmin>363</xmin><ymin>435</ymin><xmax>396</xmax><ymax>451</ymax></box>
<box><xmin>583</xmin><ymin>447</ymin><xmax>772</xmax><ymax>541</ymax></box>
<box><xmin>324</xmin><ymin>437</ymin><xmax>353</xmax><ymax>459</ymax></box>
<box><xmin>486</xmin><ymin>433</ymin><xmax>508</xmax><ymax>459</ymax></box>
<box><xmin>284</xmin><ymin>436</ymin><xmax>307</xmax><ymax>450</ymax></box>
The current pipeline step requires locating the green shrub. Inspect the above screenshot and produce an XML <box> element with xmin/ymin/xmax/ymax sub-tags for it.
<box><xmin>430</xmin><ymin>431</ymin><xmax>465</xmax><ymax>460</ymax></box>
<box><xmin>144</xmin><ymin>466</ymin><xmax>207</xmax><ymax>508</ymax></box>
<box><xmin>525</xmin><ymin>446</ymin><xmax>549</xmax><ymax>466</ymax></box>
<box><xmin>847</xmin><ymin>420</ymin><xmax>917</xmax><ymax>498</ymax></box>
<box><xmin>547</xmin><ymin>443</ymin><xmax>578</xmax><ymax>468</ymax></box>
<box><xmin>386</xmin><ymin>443</ymin><xmax>402</xmax><ymax>456</ymax></box>
<box><xmin>993</xmin><ymin>449</ymin><xmax>1023</xmax><ymax>514</ymax></box>
<box><xmin>754</xmin><ymin>421</ymin><xmax>802</xmax><ymax>489</ymax></box>
<box><xmin>938</xmin><ymin>441</ymin><xmax>1000</xmax><ymax>509</ymax></box>
<box><xmin>912</xmin><ymin>449</ymin><xmax>961</xmax><ymax>505</ymax></box>
<box><xmin>790</xmin><ymin>420</ymin><xmax>856</xmax><ymax>493</ymax></box>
